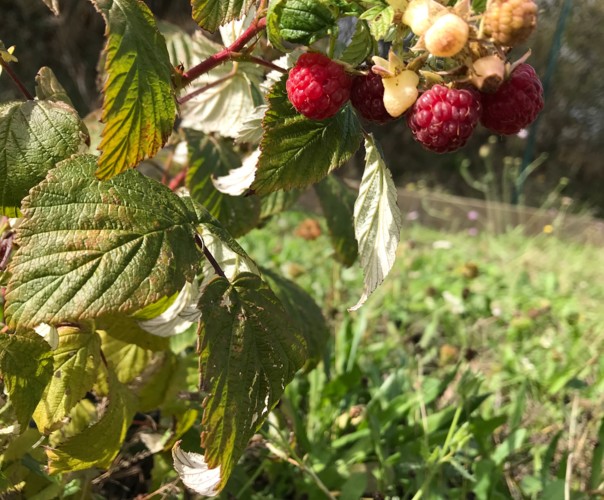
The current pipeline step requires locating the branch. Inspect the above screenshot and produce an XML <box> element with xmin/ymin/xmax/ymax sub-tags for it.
<box><xmin>180</xmin><ymin>17</ymin><xmax>267</xmax><ymax>87</ymax></box>
<box><xmin>195</xmin><ymin>234</ymin><xmax>227</xmax><ymax>280</ymax></box>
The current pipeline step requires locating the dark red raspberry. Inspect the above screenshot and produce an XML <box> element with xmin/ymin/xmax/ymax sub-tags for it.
<box><xmin>286</xmin><ymin>53</ymin><xmax>352</xmax><ymax>120</ymax></box>
<box><xmin>480</xmin><ymin>63</ymin><xmax>544</xmax><ymax>135</ymax></box>
<box><xmin>407</xmin><ymin>85</ymin><xmax>481</xmax><ymax>153</ymax></box>
<box><xmin>350</xmin><ymin>72</ymin><xmax>393</xmax><ymax>124</ymax></box>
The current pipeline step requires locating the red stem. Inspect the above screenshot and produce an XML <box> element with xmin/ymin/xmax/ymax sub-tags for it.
<box><xmin>181</xmin><ymin>17</ymin><xmax>267</xmax><ymax>86</ymax></box>
<box><xmin>169</xmin><ymin>168</ymin><xmax>187</xmax><ymax>191</ymax></box>
<box><xmin>0</xmin><ymin>59</ymin><xmax>34</xmax><ymax>100</ymax></box>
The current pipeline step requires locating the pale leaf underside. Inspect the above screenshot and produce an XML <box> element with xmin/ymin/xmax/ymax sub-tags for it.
<box><xmin>350</xmin><ymin>135</ymin><xmax>402</xmax><ymax>311</ymax></box>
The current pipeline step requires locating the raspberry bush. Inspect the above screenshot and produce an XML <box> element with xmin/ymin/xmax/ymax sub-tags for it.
<box><xmin>0</xmin><ymin>0</ymin><xmax>545</xmax><ymax>497</ymax></box>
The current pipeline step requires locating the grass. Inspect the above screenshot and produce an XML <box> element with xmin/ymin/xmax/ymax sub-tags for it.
<box><xmin>222</xmin><ymin>210</ymin><xmax>604</xmax><ymax>499</ymax></box>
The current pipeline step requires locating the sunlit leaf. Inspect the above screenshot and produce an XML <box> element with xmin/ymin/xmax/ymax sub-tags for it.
<box><xmin>0</xmin><ymin>100</ymin><xmax>86</xmax><ymax>216</ymax></box>
<box><xmin>0</xmin><ymin>331</ymin><xmax>53</xmax><ymax>430</ymax></box>
<box><xmin>98</xmin><ymin>330</ymin><xmax>155</xmax><ymax>384</ymax></box>
<box><xmin>349</xmin><ymin>134</ymin><xmax>402</xmax><ymax>311</ymax></box>
<box><xmin>190</xmin><ymin>0</ymin><xmax>255</xmax><ymax>32</ymax></box>
<box><xmin>34</xmin><ymin>67</ymin><xmax>74</xmax><ymax>107</ymax></box>
<box><xmin>197</xmin><ymin>273</ymin><xmax>307</xmax><ymax>491</ymax></box>
<box><xmin>5</xmin><ymin>154</ymin><xmax>203</xmax><ymax>329</ymax></box>
<box><xmin>33</xmin><ymin>325</ymin><xmax>101</xmax><ymax>434</ymax></box>
<box><xmin>267</xmin><ymin>0</ymin><xmax>337</xmax><ymax>51</ymax></box>
<box><xmin>92</xmin><ymin>0</ymin><xmax>176</xmax><ymax>179</ymax></box>
<box><xmin>47</xmin><ymin>368</ymin><xmax>136</xmax><ymax>472</ymax></box>
<box><xmin>252</xmin><ymin>76</ymin><xmax>362</xmax><ymax>195</ymax></box>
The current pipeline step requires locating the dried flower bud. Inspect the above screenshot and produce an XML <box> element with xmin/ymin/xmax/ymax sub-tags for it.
<box><xmin>470</xmin><ymin>55</ymin><xmax>506</xmax><ymax>93</ymax></box>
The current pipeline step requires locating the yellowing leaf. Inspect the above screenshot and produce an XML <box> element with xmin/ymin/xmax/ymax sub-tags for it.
<box><xmin>196</xmin><ymin>273</ymin><xmax>306</xmax><ymax>491</ymax></box>
<box><xmin>33</xmin><ymin>325</ymin><xmax>101</xmax><ymax>434</ymax></box>
<box><xmin>47</xmin><ymin>368</ymin><xmax>136</xmax><ymax>472</ymax></box>
<box><xmin>0</xmin><ymin>100</ymin><xmax>86</xmax><ymax>216</ymax></box>
<box><xmin>92</xmin><ymin>0</ymin><xmax>176</xmax><ymax>179</ymax></box>
<box><xmin>0</xmin><ymin>331</ymin><xmax>53</xmax><ymax>430</ymax></box>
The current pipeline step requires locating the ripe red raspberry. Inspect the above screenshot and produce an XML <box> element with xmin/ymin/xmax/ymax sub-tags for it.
<box><xmin>286</xmin><ymin>53</ymin><xmax>352</xmax><ymax>120</ymax></box>
<box><xmin>407</xmin><ymin>85</ymin><xmax>481</xmax><ymax>153</ymax></box>
<box><xmin>480</xmin><ymin>63</ymin><xmax>544</xmax><ymax>135</ymax></box>
<box><xmin>350</xmin><ymin>72</ymin><xmax>394</xmax><ymax>124</ymax></box>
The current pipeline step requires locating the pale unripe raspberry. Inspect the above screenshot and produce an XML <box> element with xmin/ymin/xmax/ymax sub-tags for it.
<box><xmin>424</xmin><ymin>13</ymin><xmax>469</xmax><ymax>57</ymax></box>
<box><xmin>402</xmin><ymin>0</ymin><xmax>445</xmax><ymax>36</ymax></box>
<box><xmin>382</xmin><ymin>70</ymin><xmax>420</xmax><ymax>117</ymax></box>
<box><xmin>483</xmin><ymin>0</ymin><xmax>538</xmax><ymax>46</ymax></box>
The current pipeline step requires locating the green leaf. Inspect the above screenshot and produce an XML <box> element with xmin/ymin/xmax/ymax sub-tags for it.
<box><xmin>589</xmin><ymin>417</ymin><xmax>604</xmax><ymax>490</ymax></box>
<box><xmin>0</xmin><ymin>331</ymin><xmax>53</xmax><ymax>430</ymax></box>
<box><xmin>136</xmin><ymin>352</ymin><xmax>177</xmax><ymax>412</ymax></box>
<box><xmin>46</xmin><ymin>368</ymin><xmax>136</xmax><ymax>472</ymax></box>
<box><xmin>185</xmin><ymin>131</ymin><xmax>261</xmax><ymax>237</ymax></box>
<box><xmin>91</xmin><ymin>0</ymin><xmax>177</xmax><ymax>180</ymax></box>
<box><xmin>34</xmin><ymin>67</ymin><xmax>74</xmax><ymax>107</ymax></box>
<box><xmin>190</xmin><ymin>0</ymin><xmax>255</xmax><ymax>32</ymax></box>
<box><xmin>0</xmin><ymin>100</ymin><xmax>86</xmax><ymax>216</ymax></box>
<box><xmin>260</xmin><ymin>189</ymin><xmax>302</xmax><ymax>219</ymax></box>
<box><xmin>314</xmin><ymin>175</ymin><xmax>358</xmax><ymax>267</ymax></box>
<box><xmin>163</xmin><ymin>24</ymin><xmax>263</xmax><ymax>138</ymax></box>
<box><xmin>97</xmin><ymin>314</ymin><xmax>170</xmax><ymax>351</ymax></box>
<box><xmin>360</xmin><ymin>4</ymin><xmax>395</xmax><ymax>41</ymax></box>
<box><xmin>261</xmin><ymin>268</ymin><xmax>329</xmax><ymax>370</ymax></box>
<box><xmin>197</xmin><ymin>273</ymin><xmax>307</xmax><ymax>490</ymax></box>
<box><xmin>195</xmin><ymin>208</ymin><xmax>260</xmax><ymax>281</ymax></box>
<box><xmin>251</xmin><ymin>76</ymin><xmax>362</xmax><ymax>195</ymax></box>
<box><xmin>33</xmin><ymin>325</ymin><xmax>101</xmax><ymax>434</ymax></box>
<box><xmin>349</xmin><ymin>134</ymin><xmax>402</xmax><ymax>311</ymax></box>
<box><xmin>5</xmin><ymin>154</ymin><xmax>203</xmax><ymax>329</ymax></box>
<box><xmin>267</xmin><ymin>0</ymin><xmax>337</xmax><ymax>50</ymax></box>
<box><xmin>338</xmin><ymin>19</ymin><xmax>374</xmax><ymax>67</ymax></box>
<box><xmin>98</xmin><ymin>330</ymin><xmax>155</xmax><ymax>384</ymax></box>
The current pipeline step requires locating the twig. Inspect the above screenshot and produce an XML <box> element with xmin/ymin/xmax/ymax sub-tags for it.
<box><xmin>0</xmin><ymin>58</ymin><xmax>33</xmax><ymax>100</ymax></box>
<box><xmin>195</xmin><ymin>234</ymin><xmax>227</xmax><ymax>279</ymax></box>
<box><xmin>180</xmin><ymin>17</ymin><xmax>267</xmax><ymax>87</ymax></box>
<box><xmin>168</xmin><ymin>168</ymin><xmax>187</xmax><ymax>191</ymax></box>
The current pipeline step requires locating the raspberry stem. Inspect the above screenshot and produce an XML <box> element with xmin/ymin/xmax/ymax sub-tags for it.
<box><xmin>179</xmin><ymin>16</ymin><xmax>267</xmax><ymax>89</ymax></box>
<box><xmin>0</xmin><ymin>58</ymin><xmax>33</xmax><ymax>100</ymax></box>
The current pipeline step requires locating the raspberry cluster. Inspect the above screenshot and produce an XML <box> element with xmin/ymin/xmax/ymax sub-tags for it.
<box><xmin>284</xmin><ymin>0</ymin><xmax>544</xmax><ymax>154</ymax></box>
